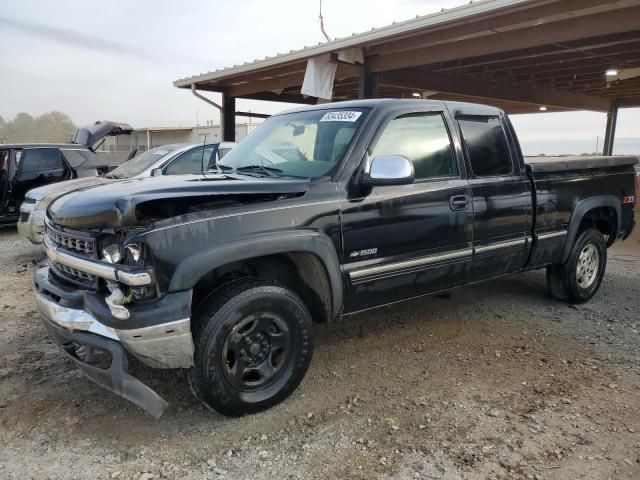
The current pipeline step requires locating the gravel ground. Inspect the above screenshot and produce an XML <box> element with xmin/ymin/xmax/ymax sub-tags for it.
<box><xmin>0</xmin><ymin>225</ymin><xmax>639</xmax><ymax>480</ymax></box>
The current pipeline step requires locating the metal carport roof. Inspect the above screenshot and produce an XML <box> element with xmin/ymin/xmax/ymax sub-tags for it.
<box><xmin>175</xmin><ymin>0</ymin><xmax>640</xmax><ymax>151</ymax></box>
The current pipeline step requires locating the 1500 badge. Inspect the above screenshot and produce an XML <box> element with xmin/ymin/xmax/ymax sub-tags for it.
<box><xmin>349</xmin><ymin>248</ymin><xmax>378</xmax><ymax>258</ymax></box>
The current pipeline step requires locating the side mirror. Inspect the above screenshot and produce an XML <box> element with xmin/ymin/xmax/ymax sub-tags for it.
<box><xmin>360</xmin><ymin>155</ymin><xmax>414</xmax><ymax>187</ymax></box>
<box><xmin>150</xmin><ymin>168</ymin><xmax>163</xmax><ymax>177</ymax></box>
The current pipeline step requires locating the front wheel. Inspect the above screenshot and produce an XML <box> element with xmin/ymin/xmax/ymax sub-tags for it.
<box><xmin>546</xmin><ymin>228</ymin><xmax>607</xmax><ymax>304</ymax></box>
<box><xmin>188</xmin><ymin>279</ymin><xmax>313</xmax><ymax>416</ymax></box>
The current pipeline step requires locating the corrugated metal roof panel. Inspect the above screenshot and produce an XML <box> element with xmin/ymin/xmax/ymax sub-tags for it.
<box><xmin>173</xmin><ymin>0</ymin><xmax>531</xmax><ymax>87</ymax></box>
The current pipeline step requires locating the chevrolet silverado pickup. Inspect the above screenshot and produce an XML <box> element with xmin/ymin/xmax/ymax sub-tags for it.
<box><xmin>33</xmin><ymin>99</ymin><xmax>637</xmax><ymax>418</ymax></box>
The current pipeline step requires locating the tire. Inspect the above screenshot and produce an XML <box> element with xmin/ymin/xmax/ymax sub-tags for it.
<box><xmin>546</xmin><ymin>228</ymin><xmax>607</xmax><ymax>304</ymax></box>
<box><xmin>188</xmin><ymin>278</ymin><xmax>313</xmax><ymax>416</ymax></box>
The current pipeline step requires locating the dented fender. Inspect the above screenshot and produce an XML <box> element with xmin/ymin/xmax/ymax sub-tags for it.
<box><xmin>165</xmin><ymin>230</ymin><xmax>344</xmax><ymax>318</ymax></box>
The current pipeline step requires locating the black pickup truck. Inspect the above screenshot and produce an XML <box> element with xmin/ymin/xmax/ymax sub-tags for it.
<box><xmin>33</xmin><ymin>99</ymin><xmax>637</xmax><ymax>417</ymax></box>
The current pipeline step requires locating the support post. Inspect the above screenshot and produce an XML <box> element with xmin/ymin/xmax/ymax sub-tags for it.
<box><xmin>358</xmin><ymin>59</ymin><xmax>378</xmax><ymax>99</ymax></box>
<box><xmin>222</xmin><ymin>92</ymin><xmax>236</xmax><ymax>142</ymax></box>
<box><xmin>603</xmin><ymin>100</ymin><xmax>619</xmax><ymax>156</ymax></box>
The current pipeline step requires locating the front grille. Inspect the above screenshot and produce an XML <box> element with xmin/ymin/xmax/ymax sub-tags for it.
<box><xmin>20</xmin><ymin>212</ymin><xmax>30</xmax><ymax>223</ymax></box>
<box><xmin>46</xmin><ymin>223</ymin><xmax>96</xmax><ymax>257</ymax></box>
<box><xmin>50</xmin><ymin>261</ymin><xmax>98</xmax><ymax>289</ymax></box>
<box><xmin>45</xmin><ymin>220</ymin><xmax>100</xmax><ymax>289</ymax></box>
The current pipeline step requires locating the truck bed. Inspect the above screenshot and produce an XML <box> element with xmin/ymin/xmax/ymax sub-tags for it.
<box><xmin>525</xmin><ymin>155</ymin><xmax>638</xmax><ymax>173</ymax></box>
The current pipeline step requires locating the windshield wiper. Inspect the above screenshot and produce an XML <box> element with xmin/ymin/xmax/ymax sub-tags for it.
<box><xmin>212</xmin><ymin>164</ymin><xmax>234</xmax><ymax>171</ymax></box>
<box><xmin>235</xmin><ymin>165</ymin><xmax>282</xmax><ymax>177</ymax></box>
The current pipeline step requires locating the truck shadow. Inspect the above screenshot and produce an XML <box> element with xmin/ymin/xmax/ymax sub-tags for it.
<box><xmin>135</xmin><ymin>269</ymin><xmax>554</xmax><ymax>417</ymax></box>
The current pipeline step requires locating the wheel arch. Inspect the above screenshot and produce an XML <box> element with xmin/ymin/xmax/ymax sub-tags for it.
<box><xmin>561</xmin><ymin>195</ymin><xmax>620</xmax><ymax>263</ymax></box>
<box><xmin>169</xmin><ymin>230</ymin><xmax>343</xmax><ymax>322</ymax></box>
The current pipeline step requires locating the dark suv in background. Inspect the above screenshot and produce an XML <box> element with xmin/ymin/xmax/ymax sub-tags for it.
<box><xmin>0</xmin><ymin>121</ymin><xmax>132</xmax><ymax>224</ymax></box>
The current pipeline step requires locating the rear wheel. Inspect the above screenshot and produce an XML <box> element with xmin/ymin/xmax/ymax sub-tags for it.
<box><xmin>546</xmin><ymin>228</ymin><xmax>607</xmax><ymax>304</ymax></box>
<box><xmin>188</xmin><ymin>279</ymin><xmax>313</xmax><ymax>416</ymax></box>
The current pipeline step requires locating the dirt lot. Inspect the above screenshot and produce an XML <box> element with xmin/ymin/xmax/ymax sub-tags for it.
<box><xmin>0</xmin><ymin>226</ymin><xmax>639</xmax><ymax>480</ymax></box>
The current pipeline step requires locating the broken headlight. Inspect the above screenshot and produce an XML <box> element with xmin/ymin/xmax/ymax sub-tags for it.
<box><xmin>123</xmin><ymin>242</ymin><xmax>145</xmax><ymax>267</ymax></box>
<box><xmin>101</xmin><ymin>244</ymin><xmax>122</xmax><ymax>264</ymax></box>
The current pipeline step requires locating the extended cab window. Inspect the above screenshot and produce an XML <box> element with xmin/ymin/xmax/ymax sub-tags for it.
<box><xmin>165</xmin><ymin>146</ymin><xmax>214</xmax><ymax>175</ymax></box>
<box><xmin>20</xmin><ymin>148</ymin><xmax>64</xmax><ymax>172</ymax></box>
<box><xmin>459</xmin><ymin>116</ymin><xmax>512</xmax><ymax>176</ymax></box>
<box><xmin>372</xmin><ymin>113</ymin><xmax>457</xmax><ymax>180</ymax></box>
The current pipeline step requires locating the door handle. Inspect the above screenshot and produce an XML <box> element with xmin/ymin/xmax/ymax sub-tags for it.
<box><xmin>449</xmin><ymin>195</ymin><xmax>469</xmax><ymax>211</ymax></box>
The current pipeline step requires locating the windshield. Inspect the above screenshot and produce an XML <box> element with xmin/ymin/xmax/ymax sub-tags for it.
<box><xmin>108</xmin><ymin>145</ymin><xmax>183</xmax><ymax>179</ymax></box>
<box><xmin>217</xmin><ymin>108</ymin><xmax>367</xmax><ymax>178</ymax></box>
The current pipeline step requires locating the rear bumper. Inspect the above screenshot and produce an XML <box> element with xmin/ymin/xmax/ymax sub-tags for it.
<box><xmin>34</xmin><ymin>264</ymin><xmax>195</xmax><ymax>417</ymax></box>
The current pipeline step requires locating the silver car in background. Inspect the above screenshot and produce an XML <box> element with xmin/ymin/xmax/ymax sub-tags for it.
<box><xmin>18</xmin><ymin>141</ymin><xmax>235</xmax><ymax>243</ymax></box>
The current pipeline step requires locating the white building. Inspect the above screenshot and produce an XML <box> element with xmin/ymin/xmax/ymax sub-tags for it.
<box><xmin>98</xmin><ymin>122</ymin><xmax>260</xmax><ymax>164</ymax></box>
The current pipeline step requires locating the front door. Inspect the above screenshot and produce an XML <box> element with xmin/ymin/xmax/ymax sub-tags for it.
<box><xmin>342</xmin><ymin>109</ymin><xmax>473</xmax><ymax>312</ymax></box>
<box><xmin>456</xmin><ymin>115</ymin><xmax>532</xmax><ymax>281</ymax></box>
<box><xmin>12</xmin><ymin>148</ymin><xmax>68</xmax><ymax>205</ymax></box>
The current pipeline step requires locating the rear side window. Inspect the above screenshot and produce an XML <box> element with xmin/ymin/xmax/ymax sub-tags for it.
<box><xmin>372</xmin><ymin>113</ymin><xmax>457</xmax><ymax>180</ymax></box>
<box><xmin>61</xmin><ymin>149</ymin><xmax>102</xmax><ymax>168</ymax></box>
<box><xmin>20</xmin><ymin>148</ymin><xmax>64</xmax><ymax>172</ymax></box>
<box><xmin>165</xmin><ymin>145</ymin><xmax>214</xmax><ymax>175</ymax></box>
<box><xmin>458</xmin><ymin>116</ymin><xmax>512</xmax><ymax>176</ymax></box>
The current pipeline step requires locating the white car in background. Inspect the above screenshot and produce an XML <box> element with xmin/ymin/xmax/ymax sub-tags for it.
<box><xmin>18</xmin><ymin>141</ymin><xmax>235</xmax><ymax>243</ymax></box>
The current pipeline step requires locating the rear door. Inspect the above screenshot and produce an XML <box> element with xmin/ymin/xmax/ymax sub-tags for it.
<box><xmin>342</xmin><ymin>107</ymin><xmax>473</xmax><ymax>312</ymax></box>
<box><xmin>456</xmin><ymin>114</ymin><xmax>532</xmax><ymax>281</ymax></box>
<box><xmin>11</xmin><ymin>148</ymin><xmax>69</xmax><ymax>205</ymax></box>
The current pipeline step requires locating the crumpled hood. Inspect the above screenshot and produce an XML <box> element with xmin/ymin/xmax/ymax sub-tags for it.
<box><xmin>48</xmin><ymin>173</ymin><xmax>310</xmax><ymax>229</ymax></box>
<box><xmin>26</xmin><ymin>176</ymin><xmax>113</xmax><ymax>204</ymax></box>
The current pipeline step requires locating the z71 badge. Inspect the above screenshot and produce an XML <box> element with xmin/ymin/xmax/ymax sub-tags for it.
<box><xmin>349</xmin><ymin>248</ymin><xmax>378</xmax><ymax>258</ymax></box>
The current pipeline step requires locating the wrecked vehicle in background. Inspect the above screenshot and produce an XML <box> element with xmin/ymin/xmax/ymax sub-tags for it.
<box><xmin>18</xmin><ymin>141</ymin><xmax>235</xmax><ymax>243</ymax></box>
<box><xmin>0</xmin><ymin>121</ymin><xmax>132</xmax><ymax>225</ymax></box>
<box><xmin>32</xmin><ymin>99</ymin><xmax>637</xmax><ymax>418</ymax></box>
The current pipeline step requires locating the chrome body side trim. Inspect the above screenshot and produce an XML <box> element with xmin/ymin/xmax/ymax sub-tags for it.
<box><xmin>474</xmin><ymin>237</ymin><xmax>528</xmax><ymax>254</ymax></box>
<box><xmin>537</xmin><ymin>230</ymin><xmax>567</xmax><ymax>241</ymax></box>
<box><xmin>349</xmin><ymin>248</ymin><xmax>473</xmax><ymax>280</ymax></box>
<box><xmin>44</xmin><ymin>236</ymin><xmax>152</xmax><ymax>286</ymax></box>
<box><xmin>348</xmin><ymin>235</ymin><xmax>535</xmax><ymax>282</ymax></box>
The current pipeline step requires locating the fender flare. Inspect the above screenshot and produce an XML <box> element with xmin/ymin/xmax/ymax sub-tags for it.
<box><xmin>168</xmin><ymin>230</ymin><xmax>344</xmax><ymax>318</ymax></box>
<box><xmin>560</xmin><ymin>195</ymin><xmax>621</xmax><ymax>263</ymax></box>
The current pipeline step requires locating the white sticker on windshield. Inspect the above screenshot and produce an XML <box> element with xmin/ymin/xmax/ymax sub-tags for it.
<box><xmin>320</xmin><ymin>111</ymin><xmax>362</xmax><ymax>122</ymax></box>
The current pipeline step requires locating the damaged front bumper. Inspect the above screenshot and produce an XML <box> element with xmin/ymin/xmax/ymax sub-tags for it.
<box><xmin>34</xmin><ymin>264</ymin><xmax>194</xmax><ymax>417</ymax></box>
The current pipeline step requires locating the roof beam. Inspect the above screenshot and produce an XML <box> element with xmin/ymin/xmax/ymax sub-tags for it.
<box><xmin>228</xmin><ymin>73</ymin><xmax>305</xmax><ymax>97</ymax></box>
<box><xmin>435</xmin><ymin>38</ymin><xmax>640</xmax><ymax>75</ymax></box>
<box><xmin>369</xmin><ymin>6</ymin><xmax>640</xmax><ymax>73</ymax></box>
<box><xmin>227</xmin><ymin>62</ymin><xmax>360</xmax><ymax>97</ymax></box>
<box><xmin>378</xmin><ymin>68</ymin><xmax>611</xmax><ymax>111</ymax></box>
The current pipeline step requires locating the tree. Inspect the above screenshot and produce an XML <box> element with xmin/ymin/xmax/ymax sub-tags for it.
<box><xmin>0</xmin><ymin>111</ymin><xmax>77</xmax><ymax>143</ymax></box>
<box><xmin>36</xmin><ymin>111</ymin><xmax>76</xmax><ymax>143</ymax></box>
<box><xmin>12</xmin><ymin>113</ymin><xmax>36</xmax><ymax>142</ymax></box>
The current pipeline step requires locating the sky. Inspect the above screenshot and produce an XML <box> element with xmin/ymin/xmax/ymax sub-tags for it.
<box><xmin>0</xmin><ymin>0</ymin><xmax>638</xmax><ymax>155</ymax></box>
